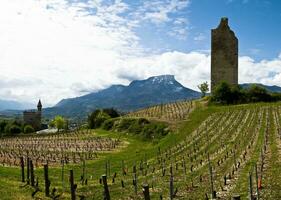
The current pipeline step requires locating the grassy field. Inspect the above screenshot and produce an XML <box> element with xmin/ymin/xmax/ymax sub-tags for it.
<box><xmin>1</xmin><ymin>101</ymin><xmax>281</xmax><ymax>199</ymax></box>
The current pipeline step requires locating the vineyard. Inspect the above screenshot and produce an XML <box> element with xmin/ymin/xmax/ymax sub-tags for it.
<box><xmin>1</xmin><ymin>102</ymin><xmax>281</xmax><ymax>199</ymax></box>
<box><xmin>126</xmin><ymin>100</ymin><xmax>195</xmax><ymax>122</ymax></box>
<box><xmin>0</xmin><ymin>131</ymin><xmax>121</xmax><ymax>167</ymax></box>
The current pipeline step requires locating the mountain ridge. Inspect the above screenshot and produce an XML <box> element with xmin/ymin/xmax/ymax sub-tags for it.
<box><xmin>45</xmin><ymin>75</ymin><xmax>201</xmax><ymax>118</ymax></box>
<box><xmin>240</xmin><ymin>83</ymin><xmax>281</xmax><ymax>93</ymax></box>
<box><xmin>2</xmin><ymin>78</ymin><xmax>281</xmax><ymax>119</ymax></box>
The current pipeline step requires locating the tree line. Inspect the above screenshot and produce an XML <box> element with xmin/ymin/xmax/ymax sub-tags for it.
<box><xmin>210</xmin><ymin>82</ymin><xmax>281</xmax><ymax>105</ymax></box>
<box><xmin>0</xmin><ymin>119</ymin><xmax>34</xmax><ymax>136</ymax></box>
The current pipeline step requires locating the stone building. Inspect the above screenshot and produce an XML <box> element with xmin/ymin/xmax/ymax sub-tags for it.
<box><xmin>211</xmin><ymin>17</ymin><xmax>238</xmax><ymax>93</ymax></box>
<box><xmin>23</xmin><ymin>100</ymin><xmax>42</xmax><ymax>131</ymax></box>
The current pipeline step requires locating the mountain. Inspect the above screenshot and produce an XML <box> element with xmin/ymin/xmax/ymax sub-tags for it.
<box><xmin>44</xmin><ymin>75</ymin><xmax>201</xmax><ymax>118</ymax></box>
<box><xmin>240</xmin><ymin>83</ymin><xmax>281</xmax><ymax>93</ymax></box>
<box><xmin>0</xmin><ymin>99</ymin><xmax>33</xmax><ymax>111</ymax></box>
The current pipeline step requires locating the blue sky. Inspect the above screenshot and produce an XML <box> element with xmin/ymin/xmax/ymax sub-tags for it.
<box><xmin>130</xmin><ymin>0</ymin><xmax>281</xmax><ymax>60</ymax></box>
<box><xmin>0</xmin><ymin>0</ymin><xmax>281</xmax><ymax>106</ymax></box>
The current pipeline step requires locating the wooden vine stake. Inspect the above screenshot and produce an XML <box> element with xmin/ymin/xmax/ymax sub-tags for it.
<box><xmin>69</xmin><ymin>170</ymin><xmax>77</xmax><ymax>200</ymax></box>
<box><xmin>133</xmin><ymin>165</ymin><xmax>138</xmax><ymax>195</ymax></box>
<box><xmin>170</xmin><ymin>171</ymin><xmax>174</xmax><ymax>200</ymax></box>
<box><xmin>20</xmin><ymin>157</ymin><xmax>25</xmax><ymax>183</ymax></box>
<box><xmin>44</xmin><ymin>164</ymin><xmax>50</xmax><ymax>197</ymax></box>
<box><xmin>61</xmin><ymin>159</ymin><xmax>65</xmax><ymax>192</ymax></box>
<box><xmin>248</xmin><ymin>172</ymin><xmax>253</xmax><ymax>200</ymax></box>
<box><xmin>208</xmin><ymin>154</ymin><xmax>216</xmax><ymax>199</ymax></box>
<box><xmin>27</xmin><ymin>157</ymin><xmax>30</xmax><ymax>185</ymax></box>
<box><xmin>142</xmin><ymin>184</ymin><xmax>150</xmax><ymax>200</ymax></box>
<box><xmin>30</xmin><ymin>159</ymin><xmax>35</xmax><ymax>187</ymax></box>
<box><xmin>102</xmin><ymin>175</ymin><xmax>110</xmax><ymax>200</ymax></box>
<box><xmin>255</xmin><ymin>164</ymin><xmax>259</xmax><ymax>200</ymax></box>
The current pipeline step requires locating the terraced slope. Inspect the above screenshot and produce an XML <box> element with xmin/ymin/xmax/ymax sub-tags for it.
<box><xmin>126</xmin><ymin>100</ymin><xmax>195</xmax><ymax>122</ymax></box>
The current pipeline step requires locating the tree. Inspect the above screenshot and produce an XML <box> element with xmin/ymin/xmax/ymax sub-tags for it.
<box><xmin>49</xmin><ymin>120</ymin><xmax>56</xmax><ymax>129</ymax></box>
<box><xmin>102</xmin><ymin>108</ymin><xmax>120</xmax><ymax>118</ymax></box>
<box><xmin>24</xmin><ymin>125</ymin><xmax>35</xmax><ymax>134</ymax></box>
<box><xmin>64</xmin><ymin>119</ymin><xmax>69</xmax><ymax>132</ymax></box>
<box><xmin>211</xmin><ymin>81</ymin><xmax>233</xmax><ymax>104</ymax></box>
<box><xmin>198</xmin><ymin>82</ymin><xmax>209</xmax><ymax>98</ymax></box>
<box><xmin>247</xmin><ymin>84</ymin><xmax>271</xmax><ymax>102</ymax></box>
<box><xmin>8</xmin><ymin>125</ymin><xmax>22</xmax><ymax>135</ymax></box>
<box><xmin>88</xmin><ymin>110</ymin><xmax>111</xmax><ymax>129</ymax></box>
<box><xmin>54</xmin><ymin>116</ymin><xmax>65</xmax><ymax>132</ymax></box>
<box><xmin>0</xmin><ymin>121</ymin><xmax>8</xmax><ymax>136</ymax></box>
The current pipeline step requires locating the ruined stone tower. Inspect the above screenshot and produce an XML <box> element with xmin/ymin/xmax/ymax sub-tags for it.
<box><xmin>23</xmin><ymin>99</ymin><xmax>42</xmax><ymax>131</ymax></box>
<box><xmin>211</xmin><ymin>17</ymin><xmax>238</xmax><ymax>92</ymax></box>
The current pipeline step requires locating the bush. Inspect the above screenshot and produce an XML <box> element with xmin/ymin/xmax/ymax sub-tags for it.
<box><xmin>88</xmin><ymin>110</ymin><xmax>111</xmax><ymax>129</ymax></box>
<box><xmin>142</xmin><ymin>122</ymin><xmax>169</xmax><ymax>139</ymax></box>
<box><xmin>116</xmin><ymin>118</ymin><xmax>135</xmax><ymax>131</ymax></box>
<box><xmin>211</xmin><ymin>81</ymin><xmax>233</xmax><ymax>104</ymax></box>
<box><xmin>8</xmin><ymin>125</ymin><xmax>22</xmax><ymax>135</ymax></box>
<box><xmin>0</xmin><ymin>121</ymin><xmax>8</xmax><ymax>133</ymax></box>
<box><xmin>102</xmin><ymin>117</ymin><xmax>169</xmax><ymax>140</ymax></box>
<box><xmin>247</xmin><ymin>84</ymin><xmax>271</xmax><ymax>102</ymax></box>
<box><xmin>102</xmin><ymin>108</ymin><xmax>120</xmax><ymax>118</ymax></box>
<box><xmin>128</xmin><ymin>118</ymin><xmax>149</xmax><ymax>135</ymax></box>
<box><xmin>102</xmin><ymin>118</ymin><xmax>118</xmax><ymax>130</ymax></box>
<box><xmin>24</xmin><ymin>125</ymin><xmax>35</xmax><ymax>134</ymax></box>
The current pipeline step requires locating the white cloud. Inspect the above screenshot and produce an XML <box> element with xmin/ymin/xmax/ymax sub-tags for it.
<box><xmin>114</xmin><ymin>51</ymin><xmax>211</xmax><ymax>89</ymax></box>
<box><xmin>0</xmin><ymin>0</ymin><xmax>140</xmax><ymax>106</ymax></box>
<box><xmin>167</xmin><ymin>17</ymin><xmax>189</xmax><ymax>40</ymax></box>
<box><xmin>227</xmin><ymin>0</ymin><xmax>250</xmax><ymax>4</ymax></box>
<box><xmin>239</xmin><ymin>55</ymin><xmax>281</xmax><ymax>85</ymax></box>
<box><xmin>0</xmin><ymin>0</ymin><xmax>280</xmax><ymax>108</ymax></box>
<box><xmin>140</xmin><ymin>0</ymin><xmax>190</xmax><ymax>24</ymax></box>
<box><xmin>194</xmin><ymin>33</ymin><xmax>206</xmax><ymax>41</ymax></box>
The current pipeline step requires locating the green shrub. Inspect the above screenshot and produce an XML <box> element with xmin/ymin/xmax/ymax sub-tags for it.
<box><xmin>0</xmin><ymin>121</ymin><xmax>8</xmax><ymax>133</ymax></box>
<box><xmin>99</xmin><ymin>114</ymin><xmax>170</xmax><ymax>140</ymax></box>
<box><xmin>24</xmin><ymin>125</ymin><xmax>35</xmax><ymax>134</ymax></box>
<box><xmin>8</xmin><ymin>125</ymin><xmax>22</xmax><ymax>135</ymax></box>
<box><xmin>103</xmin><ymin>117</ymin><xmax>169</xmax><ymax>139</ymax></box>
<box><xmin>88</xmin><ymin>110</ymin><xmax>111</xmax><ymax>129</ymax></box>
<box><xmin>102</xmin><ymin>108</ymin><xmax>120</xmax><ymax>118</ymax></box>
<box><xmin>116</xmin><ymin>118</ymin><xmax>135</xmax><ymax>131</ymax></box>
<box><xmin>211</xmin><ymin>81</ymin><xmax>233</xmax><ymax>104</ymax></box>
<box><xmin>142</xmin><ymin>122</ymin><xmax>169</xmax><ymax>139</ymax></box>
<box><xmin>102</xmin><ymin>118</ymin><xmax>118</xmax><ymax>130</ymax></box>
<box><xmin>127</xmin><ymin>118</ymin><xmax>149</xmax><ymax>135</ymax></box>
<box><xmin>247</xmin><ymin>84</ymin><xmax>271</xmax><ymax>102</ymax></box>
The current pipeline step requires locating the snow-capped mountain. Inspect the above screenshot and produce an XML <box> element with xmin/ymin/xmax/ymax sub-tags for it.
<box><xmin>44</xmin><ymin>75</ymin><xmax>202</xmax><ymax>118</ymax></box>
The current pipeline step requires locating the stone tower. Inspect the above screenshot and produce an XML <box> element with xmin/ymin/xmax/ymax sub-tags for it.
<box><xmin>23</xmin><ymin>99</ymin><xmax>42</xmax><ymax>131</ymax></box>
<box><xmin>211</xmin><ymin>17</ymin><xmax>238</xmax><ymax>93</ymax></box>
<box><xmin>37</xmin><ymin>99</ymin><xmax>42</xmax><ymax>112</ymax></box>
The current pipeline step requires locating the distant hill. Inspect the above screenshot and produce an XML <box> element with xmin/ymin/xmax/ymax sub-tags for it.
<box><xmin>44</xmin><ymin>75</ymin><xmax>201</xmax><ymax>118</ymax></box>
<box><xmin>2</xmin><ymin>80</ymin><xmax>281</xmax><ymax>119</ymax></box>
<box><xmin>0</xmin><ymin>99</ymin><xmax>32</xmax><ymax>111</ymax></box>
<box><xmin>240</xmin><ymin>83</ymin><xmax>281</xmax><ymax>93</ymax></box>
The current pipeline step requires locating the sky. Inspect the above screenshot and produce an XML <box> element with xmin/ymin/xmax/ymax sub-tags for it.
<box><xmin>1</xmin><ymin>0</ymin><xmax>281</xmax><ymax>107</ymax></box>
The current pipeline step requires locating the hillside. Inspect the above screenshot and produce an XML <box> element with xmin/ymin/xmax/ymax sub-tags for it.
<box><xmin>0</xmin><ymin>99</ymin><xmax>33</xmax><ymax>111</ymax></box>
<box><xmin>240</xmin><ymin>83</ymin><xmax>281</xmax><ymax>93</ymax></box>
<box><xmin>126</xmin><ymin>99</ymin><xmax>195</xmax><ymax>122</ymax></box>
<box><xmin>1</xmin><ymin>101</ymin><xmax>281</xmax><ymax>199</ymax></box>
<box><xmin>43</xmin><ymin>75</ymin><xmax>201</xmax><ymax>118</ymax></box>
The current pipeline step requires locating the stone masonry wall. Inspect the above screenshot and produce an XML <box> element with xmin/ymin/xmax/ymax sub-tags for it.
<box><xmin>211</xmin><ymin>17</ymin><xmax>238</xmax><ymax>93</ymax></box>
